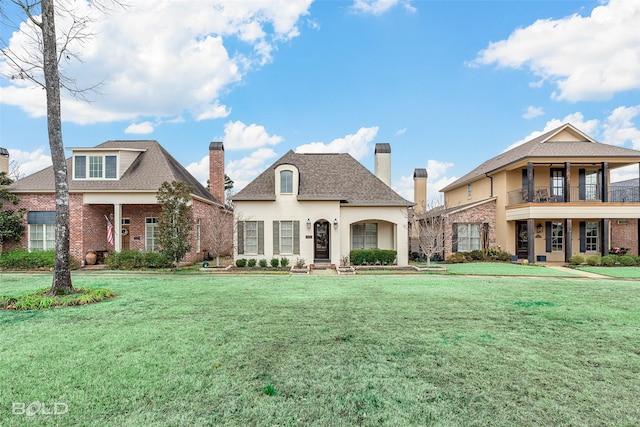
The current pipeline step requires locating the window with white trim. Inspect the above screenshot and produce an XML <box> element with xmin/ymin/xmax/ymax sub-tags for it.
<box><xmin>352</xmin><ymin>223</ymin><xmax>378</xmax><ymax>249</ymax></box>
<box><xmin>585</xmin><ymin>221</ymin><xmax>598</xmax><ymax>252</ymax></box>
<box><xmin>27</xmin><ymin>211</ymin><xmax>56</xmax><ymax>251</ymax></box>
<box><xmin>244</xmin><ymin>221</ymin><xmax>258</xmax><ymax>254</ymax></box>
<box><xmin>74</xmin><ymin>154</ymin><xmax>117</xmax><ymax>179</ymax></box>
<box><xmin>280</xmin><ymin>221</ymin><xmax>294</xmax><ymax>254</ymax></box>
<box><xmin>280</xmin><ymin>170</ymin><xmax>293</xmax><ymax>193</ymax></box>
<box><xmin>551</xmin><ymin>222</ymin><xmax>564</xmax><ymax>252</ymax></box>
<box><xmin>457</xmin><ymin>223</ymin><xmax>481</xmax><ymax>252</ymax></box>
<box><xmin>145</xmin><ymin>217</ymin><xmax>159</xmax><ymax>251</ymax></box>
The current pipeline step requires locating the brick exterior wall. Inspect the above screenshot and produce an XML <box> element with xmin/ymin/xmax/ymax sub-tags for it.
<box><xmin>209</xmin><ymin>143</ymin><xmax>225</xmax><ymax>203</ymax></box>
<box><xmin>444</xmin><ymin>200</ymin><xmax>497</xmax><ymax>258</ymax></box>
<box><xmin>610</xmin><ymin>219</ymin><xmax>639</xmax><ymax>255</ymax></box>
<box><xmin>2</xmin><ymin>194</ymin><xmax>233</xmax><ymax>265</ymax></box>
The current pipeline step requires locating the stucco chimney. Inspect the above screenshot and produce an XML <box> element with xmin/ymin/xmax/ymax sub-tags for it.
<box><xmin>209</xmin><ymin>142</ymin><xmax>224</xmax><ymax>203</ymax></box>
<box><xmin>413</xmin><ymin>168</ymin><xmax>428</xmax><ymax>213</ymax></box>
<box><xmin>0</xmin><ymin>147</ymin><xmax>9</xmax><ymax>175</ymax></box>
<box><xmin>374</xmin><ymin>143</ymin><xmax>391</xmax><ymax>187</ymax></box>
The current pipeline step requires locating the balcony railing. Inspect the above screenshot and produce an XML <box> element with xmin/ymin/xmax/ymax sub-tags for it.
<box><xmin>508</xmin><ymin>185</ymin><xmax>640</xmax><ymax>206</ymax></box>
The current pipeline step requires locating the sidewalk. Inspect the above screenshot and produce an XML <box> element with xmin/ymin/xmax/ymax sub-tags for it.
<box><xmin>544</xmin><ymin>265</ymin><xmax>612</xmax><ymax>279</ymax></box>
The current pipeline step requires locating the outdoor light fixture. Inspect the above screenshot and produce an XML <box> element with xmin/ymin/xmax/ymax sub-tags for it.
<box><xmin>307</xmin><ymin>218</ymin><xmax>311</xmax><ymax>229</ymax></box>
<box><xmin>333</xmin><ymin>218</ymin><xmax>338</xmax><ymax>228</ymax></box>
<box><xmin>536</xmin><ymin>223</ymin><xmax>543</xmax><ymax>233</ymax></box>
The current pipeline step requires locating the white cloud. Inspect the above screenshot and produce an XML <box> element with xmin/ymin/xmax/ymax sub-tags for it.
<box><xmin>185</xmin><ymin>155</ymin><xmax>211</xmax><ymax>187</ymax></box>
<box><xmin>8</xmin><ymin>147</ymin><xmax>52</xmax><ymax>178</ymax></box>
<box><xmin>395</xmin><ymin>127</ymin><xmax>407</xmax><ymax>136</ymax></box>
<box><xmin>522</xmin><ymin>106</ymin><xmax>544</xmax><ymax>119</ymax></box>
<box><xmin>352</xmin><ymin>0</ymin><xmax>415</xmax><ymax>15</ymax></box>
<box><xmin>226</xmin><ymin>148</ymin><xmax>278</xmax><ymax>191</ymax></box>
<box><xmin>295</xmin><ymin>126</ymin><xmax>378</xmax><ymax>160</ymax></box>
<box><xmin>223</xmin><ymin>121</ymin><xmax>283</xmax><ymax>150</ymax></box>
<box><xmin>610</xmin><ymin>164</ymin><xmax>639</xmax><ymax>183</ymax></box>
<box><xmin>0</xmin><ymin>0</ymin><xmax>313</xmax><ymax>125</ymax></box>
<box><xmin>601</xmin><ymin>105</ymin><xmax>640</xmax><ymax>149</ymax></box>
<box><xmin>125</xmin><ymin>121</ymin><xmax>154</xmax><ymax>134</ymax></box>
<box><xmin>394</xmin><ymin>159</ymin><xmax>456</xmax><ymax>204</ymax></box>
<box><xmin>471</xmin><ymin>0</ymin><xmax>640</xmax><ymax>101</ymax></box>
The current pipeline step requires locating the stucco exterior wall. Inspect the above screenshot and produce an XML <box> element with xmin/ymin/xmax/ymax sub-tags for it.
<box><xmin>445</xmin><ymin>176</ymin><xmax>492</xmax><ymax>208</ymax></box>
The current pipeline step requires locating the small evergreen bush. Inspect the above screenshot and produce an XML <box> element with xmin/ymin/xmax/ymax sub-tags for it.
<box><xmin>280</xmin><ymin>257</ymin><xmax>289</xmax><ymax>268</ymax></box>
<box><xmin>585</xmin><ymin>255</ymin><xmax>601</xmax><ymax>266</ymax></box>
<box><xmin>247</xmin><ymin>258</ymin><xmax>257</xmax><ymax>267</ymax></box>
<box><xmin>270</xmin><ymin>258</ymin><xmax>280</xmax><ymax>267</ymax></box>
<box><xmin>235</xmin><ymin>258</ymin><xmax>247</xmax><ymax>267</ymax></box>
<box><xmin>469</xmin><ymin>250</ymin><xmax>485</xmax><ymax>261</ymax></box>
<box><xmin>259</xmin><ymin>259</ymin><xmax>268</xmax><ymax>268</ymax></box>
<box><xmin>106</xmin><ymin>250</ymin><xmax>172</xmax><ymax>270</ymax></box>
<box><xmin>618</xmin><ymin>254</ymin><xmax>636</xmax><ymax>266</ymax></box>
<box><xmin>601</xmin><ymin>255</ymin><xmax>617</xmax><ymax>266</ymax></box>
<box><xmin>568</xmin><ymin>255</ymin><xmax>584</xmax><ymax>266</ymax></box>
<box><xmin>447</xmin><ymin>253</ymin><xmax>466</xmax><ymax>264</ymax></box>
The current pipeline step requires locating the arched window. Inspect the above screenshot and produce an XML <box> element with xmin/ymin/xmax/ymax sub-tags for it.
<box><xmin>280</xmin><ymin>170</ymin><xmax>293</xmax><ymax>193</ymax></box>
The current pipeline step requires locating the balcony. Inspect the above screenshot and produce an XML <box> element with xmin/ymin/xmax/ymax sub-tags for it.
<box><xmin>508</xmin><ymin>185</ymin><xmax>640</xmax><ymax>206</ymax></box>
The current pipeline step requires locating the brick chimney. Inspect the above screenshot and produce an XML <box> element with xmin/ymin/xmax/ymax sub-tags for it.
<box><xmin>209</xmin><ymin>142</ymin><xmax>224</xmax><ymax>203</ymax></box>
<box><xmin>413</xmin><ymin>168</ymin><xmax>428</xmax><ymax>213</ymax></box>
<box><xmin>0</xmin><ymin>147</ymin><xmax>8</xmax><ymax>175</ymax></box>
<box><xmin>374</xmin><ymin>143</ymin><xmax>391</xmax><ymax>187</ymax></box>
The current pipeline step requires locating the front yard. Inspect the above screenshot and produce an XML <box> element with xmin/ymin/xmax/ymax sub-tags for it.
<box><xmin>1</xmin><ymin>273</ymin><xmax>639</xmax><ymax>426</ymax></box>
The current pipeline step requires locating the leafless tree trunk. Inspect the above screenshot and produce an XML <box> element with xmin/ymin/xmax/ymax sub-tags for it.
<box><xmin>409</xmin><ymin>200</ymin><xmax>447</xmax><ymax>268</ymax></box>
<box><xmin>208</xmin><ymin>207</ymin><xmax>234</xmax><ymax>267</ymax></box>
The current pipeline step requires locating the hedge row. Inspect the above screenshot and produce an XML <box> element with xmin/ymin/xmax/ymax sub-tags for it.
<box><xmin>349</xmin><ymin>249</ymin><xmax>397</xmax><ymax>266</ymax></box>
<box><xmin>568</xmin><ymin>254</ymin><xmax>640</xmax><ymax>267</ymax></box>
<box><xmin>105</xmin><ymin>249</ymin><xmax>173</xmax><ymax>269</ymax></box>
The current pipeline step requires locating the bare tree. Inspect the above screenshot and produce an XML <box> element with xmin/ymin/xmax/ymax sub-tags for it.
<box><xmin>1</xmin><ymin>0</ymin><xmax>124</xmax><ymax>295</ymax></box>
<box><xmin>207</xmin><ymin>206</ymin><xmax>234</xmax><ymax>267</ymax></box>
<box><xmin>409</xmin><ymin>199</ymin><xmax>447</xmax><ymax>268</ymax></box>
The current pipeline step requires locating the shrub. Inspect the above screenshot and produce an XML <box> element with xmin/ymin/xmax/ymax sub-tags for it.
<box><xmin>247</xmin><ymin>258</ymin><xmax>257</xmax><ymax>267</ymax></box>
<box><xmin>0</xmin><ymin>248</ymin><xmax>55</xmax><ymax>270</ymax></box>
<box><xmin>486</xmin><ymin>248</ymin><xmax>512</xmax><ymax>262</ymax></box>
<box><xmin>568</xmin><ymin>255</ymin><xmax>584</xmax><ymax>266</ymax></box>
<box><xmin>469</xmin><ymin>250</ymin><xmax>485</xmax><ymax>261</ymax></box>
<box><xmin>270</xmin><ymin>258</ymin><xmax>280</xmax><ymax>268</ymax></box>
<box><xmin>235</xmin><ymin>258</ymin><xmax>247</xmax><ymax>267</ymax></box>
<box><xmin>447</xmin><ymin>253</ymin><xmax>467</xmax><ymax>264</ymax></box>
<box><xmin>280</xmin><ymin>257</ymin><xmax>289</xmax><ymax>268</ymax></box>
<box><xmin>601</xmin><ymin>255</ymin><xmax>617</xmax><ymax>266</ymax></box>
<box><xmin>106</xmin><ymin>250</ymin><xmax>172</xmax><ymax>270</ymax></box>
<box><xmin>258</xmin><ymin>259</ymin><xmax>268</xmax><ymax>268</ymax></box>
<box><xmin>585</xmin><ymin>255</ymin><xmax>601</xmax><ymax>266</ymax></box>
<box><xmin>293</xmin><ymin>258</ymin><xmax>305</xmax><ymax>269</ymax></box>
<box><xmin>349</xmin><ymin>249</ymin><xmax>397</xmax><ymax>265</ymax></box>
<box><xmin>618</xmin><ymin>254</ymin><xmax>636</xmax><ymax>266</ymax></box>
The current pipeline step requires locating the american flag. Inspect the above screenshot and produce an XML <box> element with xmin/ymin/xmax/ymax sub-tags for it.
<box><xmin>106</xmin><ymin>216</ymin><xmax>114</xmax><ymax>245</ymax></box>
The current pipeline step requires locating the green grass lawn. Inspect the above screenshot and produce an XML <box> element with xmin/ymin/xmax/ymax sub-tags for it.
<box><xmin>574</xmin><ymin>266</ymin><xmax>640</xmax><ymax>279</ymax></box>
<box><xmin>435</xmin><ymin>262</ymin><xmax>581</xmax><ymax>277</ymax></box>
<box><xmin>1</xmin><ymin>273</ymin><xmax>639</xmax><ymax>426</ymax></box>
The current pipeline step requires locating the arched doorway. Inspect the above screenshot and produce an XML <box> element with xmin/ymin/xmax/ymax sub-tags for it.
<box><xmin>314</xmin><ymin>220</ymin><xmax>330</xmax><ymax>262</ymax></box>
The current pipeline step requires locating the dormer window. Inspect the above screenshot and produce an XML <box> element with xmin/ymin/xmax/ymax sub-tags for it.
<box><xmin>74</xmin><ymin>154</ymin><xmax>117</xmax><ymax>179</ymax></box>
<box><xmin>280</xmin><ymin>170</ymin><xmax>293</xmax><ymax>193</ymax></box>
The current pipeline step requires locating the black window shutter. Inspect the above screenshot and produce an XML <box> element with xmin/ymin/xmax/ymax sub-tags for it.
<box><xmin>273</xmin><ymin>221</ymin><xmax>279</xmax><ymax>255</ymax></box>
<box><xmin>579</xmin><ymin>221</ymin><xmax>586</xmax><ymax>252</ymax></box>
<box><xmin>483</xmin><ymin>223</ymin><xmax>489</xmax><ymax>250</ymax></box>
<box><xmin>579</xmin><ymin>169</ymin><xmax>586</xmax><ymax>200</ymax></box>
<box><xmin>293</xmin><ymin>221</ymin><xmax>300</xmax><ymax>254</ymax></box>
<box><xmin>452</xmin><ymin>223</ymin><xmax>458</xmax><ymax>253</ymax></box>
<box><xmin>258</xmin><ymin>221</ymin><xmax>264</xmax><ymax>255</ymax></box>
<box><xmin>237</xmin><ymin>222</ymin><xmax>244</xmax><ymax>255</ymax></box>
<box><xmin>545</xmin><ymin>222</ymin><xmax>552</xmax><ymax>252</ymax></box>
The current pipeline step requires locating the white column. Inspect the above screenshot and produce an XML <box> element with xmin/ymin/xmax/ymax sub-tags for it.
<box><xmin>114</xmin><ymin>203</ymin><xmax>122</xmax><ymax>252</ymax></box>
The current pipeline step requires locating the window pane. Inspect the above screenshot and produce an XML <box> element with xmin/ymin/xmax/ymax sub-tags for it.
<box><xmin>105</xmin><ymin>155</ymin><xmax>117</xmax><ymax>179</ymax></box>
<box><xmin>586</xmin><ymin>222</ymin><xmax>598</xmax><ymax>252</ymax></box>
<box><xmin>280</xmin><ymin>171</ymin><xmax>293</xmax><ymax>193</ymax></box>
<box><xmin>89</xmin><ymin>156</ymin><xmax>103</xmax><ymax>178</ymax></box>
<box><xmin>364</xmin><ymin>223</ymin><xmax>377</xmax><ymax>249</ymax></box>
<box><xmin>245</xmin><ymin>221</ymin><xmax>258</xmax><ymax>254</ymax></box>
<box><xmin>352</xmin><ymin>224</ymin><xmax>364</xmax><ymax>250</ymax></box>
<box><xmin>146</xmin><ymin>217</ymin><xmax>158</xmax><ymax>251</ymax></box>
<box><xmin>74</xmin><ymin>156</ymin><xmax>86</xmax><ymax>179</ymax></box>
<box><xmin>280</xmin><ymin>221</ymin><xmax>293</xmax><ymax>254</ymax></box>
<box><xmin>551</xmin><ymin>222</ymin><xmax>564</xmax><ymax>252</ymax></box>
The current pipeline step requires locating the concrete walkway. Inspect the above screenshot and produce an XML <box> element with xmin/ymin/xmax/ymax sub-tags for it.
<box><xmin>544</xmin><ymin>265</ymin><xmax>612</xmax><ymax>279</ymax></box>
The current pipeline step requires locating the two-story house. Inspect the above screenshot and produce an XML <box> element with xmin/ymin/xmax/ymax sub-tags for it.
<box><xmin>4</xmin><ymin>141</ymin><xmax>232</xmax><ymax>265</ymax></box>
<box><xmin>231</xmin><ymin>144</ymin><xmax>413</xmax><ymax>267</ymax></box>
<box><xmin>440</xmin><ymin>123</ymin><xmax>640</xmax><ymax>263</ymax></box>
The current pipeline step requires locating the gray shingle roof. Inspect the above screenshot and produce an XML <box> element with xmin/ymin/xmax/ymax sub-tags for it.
<box><xmin>442</xmin><ymin>123</ymin><xmax>640</xmax><ymax>192</ymax></box>
<box><xmin>232</xmin><ymin>150</ymin><xmax>412</xmax><ymax>206</ymax></box>
<box><xmin>8</xmin><ymin>140</ymin><xmax>221</xmax><ymax>204</ymax></box>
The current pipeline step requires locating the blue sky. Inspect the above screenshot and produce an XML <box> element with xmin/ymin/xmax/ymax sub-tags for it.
<box><xmin>1</xmin><ymin>0</ymin><xmax>640</xmax><ymax>203</ymax></box>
